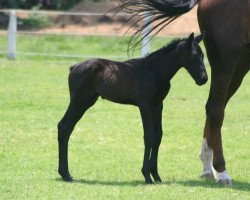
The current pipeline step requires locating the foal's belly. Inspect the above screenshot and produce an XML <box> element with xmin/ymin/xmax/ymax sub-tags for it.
<box><xmin>96</xmin><ymin>70</ymin><xmax>137</xmax><ymax>105</ymax></box>
<box><xmin>98</xmin><ymin>87</ymin><xmax>136</xmax><ymax>105</ymax></box>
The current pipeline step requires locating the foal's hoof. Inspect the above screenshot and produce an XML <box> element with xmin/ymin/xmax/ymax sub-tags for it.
<box><xmin>58</xmin><ymin>170</ymin><xmax>73</xmax><ymax>182</ymax></box>
<box><xmin>62</xmin><ymin>175</ymin><xmax>73</xmax><ymax>182</ymax></box>
<box><xmin>200</xmin><ymin>172</ymin><xmax>215</xmax><ymax>180</ymax></box>
<box><xmin>152</xmin><ymin>174</ymin><xmax>162</xmax><ymax>183</ymax></box>
<box><xmin>154</xmin><ymin>178</ymin><xmax>162</xmax><ymax>183</ymax></box>
<box><xmin>145</xmin><ymin>177</ymin><xmax>153</xmax><ymax>184</ymax></box>
<box><xmin>217</xmin><ymin>179</ymin><xmax>233</xmax><ymax>186</ymax></box>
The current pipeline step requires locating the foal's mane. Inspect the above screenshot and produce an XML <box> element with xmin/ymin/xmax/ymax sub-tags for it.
<box><xmin>145</xmin><ymin>38</ymin><xmax>184</xmax><ymax>59</ymax></box>
<box><xmin>124</xmin><ymin>38</ymin><xmax>184</xmax><ymax>66</ymax></box>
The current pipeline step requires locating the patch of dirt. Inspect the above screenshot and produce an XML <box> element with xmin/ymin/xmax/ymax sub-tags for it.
<box><xmin>71</xmin><ymin>1</ymin><xmax>119</xmax><ymax>13</ymax></box>
<box><xmin>39</xmin><ymin>5</ymin><xmax>199</xmax><ymax>36</ymax></box>
<box><xmin>42</xmin><ymin>1</ymin><xmax>199</xmax><ymax>36</ymax></box>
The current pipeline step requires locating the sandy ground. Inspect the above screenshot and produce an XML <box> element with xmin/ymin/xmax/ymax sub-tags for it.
<box><xmin>36</xmin><ymin>6</ymin><xmax>199</xmax><ymax>36</ymax></box>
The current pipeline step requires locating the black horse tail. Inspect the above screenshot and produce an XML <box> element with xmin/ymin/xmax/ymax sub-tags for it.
<box><xmin>111</xmin><ymin>0</ymin><xmax>199</xmax><ymax>51</ymax></box>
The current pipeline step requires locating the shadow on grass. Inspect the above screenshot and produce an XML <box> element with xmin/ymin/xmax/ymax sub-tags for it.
<box><xmin>55</xmin><ymin>177</ymin><xmax>250</xmax><ymax>191</ymax></box>
<box><xmin>173</xmin><ymin>179</ymin><xmax>250</xmax><ymax>191</ymax></box>
<box><xmin>55</xmin><ymin>177</ymin><xmax>145</xmax><ymax>186</ymax></box>
<box><xmin>74</xmin><ymin>179</ymin><xmax>145</xmax><ymax>186</ymax></box>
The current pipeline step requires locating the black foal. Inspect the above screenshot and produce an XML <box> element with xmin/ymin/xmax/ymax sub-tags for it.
<box><xmin>58</xmin><ymin>33</ymin><xmax>208</xmax><ymax>184</ymax></box>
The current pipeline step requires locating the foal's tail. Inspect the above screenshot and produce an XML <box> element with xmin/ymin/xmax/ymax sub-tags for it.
<box><xmin>111</xmin><ymin>0</ymin><xmax>199</xmax><ymax>50</ymax></box>
<box><xmin>69</xmin><ymin>65</ymin><xmax>75</xmax><ymax>72</ymax></box>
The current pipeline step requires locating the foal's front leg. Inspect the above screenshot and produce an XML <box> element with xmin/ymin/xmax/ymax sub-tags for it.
<box><xmin>139</xmin><ymin>101</ymin><xmax>155</xmax><ymax>184</ymax></box>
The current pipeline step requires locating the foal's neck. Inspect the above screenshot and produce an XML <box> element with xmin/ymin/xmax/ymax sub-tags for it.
<box><xmin>147</xmin><ymin>49</ymin><xmax>181</xmax><ymax>85</ymax></box>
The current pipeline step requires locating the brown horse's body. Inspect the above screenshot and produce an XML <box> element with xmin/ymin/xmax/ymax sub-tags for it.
<box><xmin>116</xmin><ymin>0</ymin><xmax>249</xmax><ymax>185</ymax></box>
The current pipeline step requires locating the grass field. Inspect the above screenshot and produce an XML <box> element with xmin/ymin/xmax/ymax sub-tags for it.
<box><xmin>0</xmin><ymin>35</ymin><xmax>249</xmax><ymax>199</ymax></box>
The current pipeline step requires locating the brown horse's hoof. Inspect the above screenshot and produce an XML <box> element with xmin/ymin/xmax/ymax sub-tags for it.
<box><xmin>217</xmin><ymin>171</ymin><xmax>233</xmax><ymax>186</ymax></box>
<box><xmin>200</xmin><ymin>172</ymin><xmax>215</xmax><ymax>180</ymax></box>
<box><xmin>217</xmin><ymin>179</ymin><xmax>233</xmax><ymax>186</ymax></box>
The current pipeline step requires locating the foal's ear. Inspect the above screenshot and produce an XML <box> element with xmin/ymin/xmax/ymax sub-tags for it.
<box><xmin>186</xmin><ymin>32</ymin><xmax>194</xmax><ymax>48</ymax></box>
<box><xmin>195</xmin><ymin>32</ymin><xmax>204</xmax><ymax>43</ymax></box>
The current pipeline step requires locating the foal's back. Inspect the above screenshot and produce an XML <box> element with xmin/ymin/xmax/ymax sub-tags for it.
<box><xmin>70</xmin><ymin>58</ymin><xmax>139</xmax><ymax>105</ymax></box>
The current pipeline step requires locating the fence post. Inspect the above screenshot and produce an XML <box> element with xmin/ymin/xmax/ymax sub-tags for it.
<box><xmin>141</xmin><ymin>12</ymin><xmax>152</xmax><ymax>57</ymax></box>
<box><xmin>7</xmin><ymin>10</ymin><xmax>17</xmax><ymax>60</ymax></box>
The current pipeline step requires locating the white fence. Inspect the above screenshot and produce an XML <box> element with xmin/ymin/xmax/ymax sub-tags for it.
<box><xmin>7</xmin><ymin>10</ymin><xmax>17</xmax><ymax>59</ymax></box>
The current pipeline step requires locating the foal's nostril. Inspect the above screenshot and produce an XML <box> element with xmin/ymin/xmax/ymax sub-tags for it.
<box><xmin>196</xmin><ymin>71</ymin><xmax>208</xmax><ymax>86</ymax></box>
<box><xmin>201</xmin><ymin>72</ymin><xmax>208</xmax><ymax>84</ymax></box>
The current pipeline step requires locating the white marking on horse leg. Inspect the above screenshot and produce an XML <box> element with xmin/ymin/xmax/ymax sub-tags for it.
<box><xmin>199</xmin><ymin>138</ymin><xmax>215</xmax><ymax>178</ymax></box>
<box><xmin>217</xmin><ymin>170</ymin><xmax>233</xmax><ymax>185</ymax></box>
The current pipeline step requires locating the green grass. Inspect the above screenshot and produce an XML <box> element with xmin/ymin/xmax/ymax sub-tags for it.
<box><xmin>0</xmin><ymin>34</ymin><xmax>135</xmax><ymax>60</ymax></box>
<box><xmin>0</xmin><ymin>35</ymin><xmax>249</xmax><ymax>199</ymax></box>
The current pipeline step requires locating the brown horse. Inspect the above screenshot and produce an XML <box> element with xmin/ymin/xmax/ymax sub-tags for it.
<box><xmin>116</xmin><ymin>0</ymin><xmax>250</xmax><ymax>185</ymax></box>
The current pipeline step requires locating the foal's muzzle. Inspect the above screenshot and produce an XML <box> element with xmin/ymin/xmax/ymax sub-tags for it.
<box><xmin>196</xmin><ymin>71</ymin><xmax>208</xmax><ymax>86</ymax></box>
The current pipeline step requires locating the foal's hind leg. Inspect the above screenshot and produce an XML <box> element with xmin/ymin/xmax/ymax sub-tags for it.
<box><xmin>139</xmin><ymin>101</ymin><xmax>155</xmax><ymax>184</ymax></box>
<box><xmin>150</xmin><ymin>103</ymin><xmax>163</xmax><ymax>182</ymax></box>
<box><xmin>58</xmin><ymin>93</ymin><xmax>98</xmax><ymax>181</ymax></box>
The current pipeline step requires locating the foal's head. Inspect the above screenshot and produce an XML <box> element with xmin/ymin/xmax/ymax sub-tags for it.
<box><xmin>177</xmin><ymin>33</ymin><xmax>208</xmax><ymax>86</ymax></box>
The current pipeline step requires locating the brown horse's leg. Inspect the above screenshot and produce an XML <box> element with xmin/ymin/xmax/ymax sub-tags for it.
<box><xmin>197</xmin><ymin>0</ymin><xmax>249</xmax><ymax>186</ymax></box>
<box><xmin>150</xmin><ymin>103</ymin><xmax>163</xmax><ymax>182</ymax></box>
<box><xmin>58</xmin><ymin>93</ymin><xmax>98</xmax><ymax>181</ymax></box>
<box><xmin>201</xmin><ymin>70</ymin><xmax>233</xmax><ymax>184</ymax></box>
<box><xmin>139</xmin><ymin>101</ymin><xmax>156</xmax><ymax>184</ymax></box>
<box><xmin>200</xmin><ymin>46</ymin><xmax>250</xmax><ymax>184</ymax></box>
<box><xmin>199</xmin><ymin>42</ymin><xmax>242</xmax><ymax>185</ymax></box>
<box><xmin>226</xmin><ymin>47</ymin><xmax>250</xmax><ymax>104</ymax></box>
<box><xmin>200</xmin><ymin>69</ymin><xmax>238</xmax><ymax>181</ymax></box>
<box><xmin>211</xmin><ymin>51</ymin><xmax>250</xmax><ymax>185</ymax></box>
